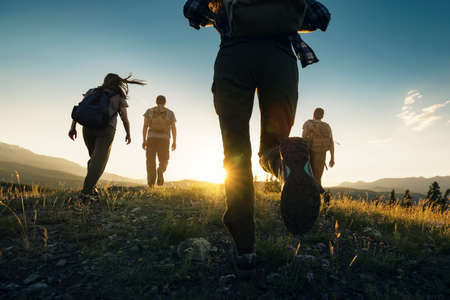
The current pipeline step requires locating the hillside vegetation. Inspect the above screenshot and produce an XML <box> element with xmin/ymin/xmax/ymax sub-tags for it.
<box><xmin>0</xmin><ymin>182</ymin><xmax>449</xmax><ymax>299</ymax></box>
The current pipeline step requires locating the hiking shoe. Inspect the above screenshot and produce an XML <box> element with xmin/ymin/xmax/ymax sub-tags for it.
<box><xmin>157</xmin><ymin>168</ymin><xmax>164</xmax><ymax>186</ymax></box>
<box><xmin>279</xmin><ymin>137</ymin><xmax>321</xmax><ymax>235</ymax></box>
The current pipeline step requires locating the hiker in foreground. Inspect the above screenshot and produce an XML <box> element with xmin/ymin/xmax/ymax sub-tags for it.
<box><xmin>69</xmin><ymin>73</ymin><xmax>146</xmax><ymax>202</ymax></box>
<box><xmin>184</xmin><ymin>0</ymin><xmax>330</xmax><ymax>275</ymax></box>
<box><xmin>142</xmin><ymin>95</ymin><xmax>177</xmax><ymax>187</ymax></box>
<box><xmin>302</xmin><ymin>108</ymin><xmax>335</xmax><ymax>203</ymax></box>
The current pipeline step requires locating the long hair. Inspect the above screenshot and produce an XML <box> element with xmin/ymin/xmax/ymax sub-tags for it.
<box><xmin>100</xmin><ymin>73</ymin><xmax>146</xmax><ymax>98</ymax></box>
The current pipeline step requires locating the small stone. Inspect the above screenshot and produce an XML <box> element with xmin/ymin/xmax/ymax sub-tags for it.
<box><xmin>177</xmin><ymin>238</ymin><xmax>211</xmax><ymax>263</ymax></box>
<box><xmin>406</xmin><ymin>260</ymin><xmax>417</xmax><ymax>265</ymax></box>
<box><xmin>220</xmin><ymin>274</ymin><xmax>236</xmax><ymax>286</ymax></box>
<box><xmin>5</xmin><ymin>283</ymin><xmax>20</xmax><ymax>290</ymax></box>
<box><xmin>56</xmin><ymin>259</ymin><xmax>67</xmax><ymax>267</ymax></box>
<box><xmin>24</xmin><ymin>282</ymin><xmax>49</xmax><ymax>293</ymax></box>
<box><xmin>24</xmin><ymin>274</ymin><xmax>40</xmax><ymax>285</ymax></box>
<box><xmin>266</xmin><ymin>273</ymin><xmax>281</xmax><ymax>281</ymax></box>
<box><xmin>295</xmin><ymin>254</ymin><xmax>317</xmax><ymax>264</ymax></box>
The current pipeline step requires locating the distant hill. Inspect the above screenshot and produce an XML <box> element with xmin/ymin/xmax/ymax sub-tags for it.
<box><xmin>0</xmin><ymin>141</ymin><xmax>144</xmax><ymax>186</ymax></box>
<box><xmin>339</xmin><ymin>176</ymin><xmax>450</xmax><ymax>194</ymax></box>
<box><xmin>0</xmin><ymin>161</ymin><xmax>142</xmax><ymax>189</ymax></box>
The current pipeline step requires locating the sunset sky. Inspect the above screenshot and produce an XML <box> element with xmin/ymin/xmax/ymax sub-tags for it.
<box><xmin>1</xmin><ymin>0</ymin><xmax>449</xmax><ymax>186</ymax></box>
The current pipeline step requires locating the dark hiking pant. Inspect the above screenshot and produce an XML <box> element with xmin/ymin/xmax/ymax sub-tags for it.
<box><xmin>310</xmin><ymin>151</ymin><xmax>326</xmax><ymax>185</ymax></box>
<box><xmin>146</xmin><ymin>137</ymin><xmax>170</xmax><ymax>186</ymax></box>
<box><xmin>82</xmin><ymin>126</ymin><xmax>115</xmax><ymax>194</ymax></box>
<box><xmin>213</xmin><ymin>39</ymin><xmax>299</xmax><ymax>254</ymax></box>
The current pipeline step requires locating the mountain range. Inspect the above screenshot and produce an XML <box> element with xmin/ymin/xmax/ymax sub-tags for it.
<box><xmin>1</xmin><ymin>141</ymin><xmax>448</xmax><ymax>195</ymax></box>
<box><xmin>0</xmin><ymin>142</ymin><xmax>144</xmax><ymax>189</ymax></box>
<box><xmin>338</xmin><ymin>176</ymin><xmax>450</xmax><ymax>194</ymax></box>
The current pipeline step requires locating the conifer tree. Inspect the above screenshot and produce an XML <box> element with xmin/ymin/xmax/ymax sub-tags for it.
<box><xmin>389</xmin><ymin>189</ymin><xmax>396</xmax><ymax>205</ymax></box>
<box><xmin>424</xmin><ymin>181</ymin><xmax>442</xmax><ymax>210</ymax></box>
<box><xmin>402</xmin><ymin>189</ymin><xmax>412</xmax><ymax>207</ymax></box>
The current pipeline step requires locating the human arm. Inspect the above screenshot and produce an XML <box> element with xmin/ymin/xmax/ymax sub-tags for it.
<box><xmin>68</xmin><ymin>120</ymin><xmax>77</xmax><ymax>140</ymax></box>
<box><xmin>171</xmin><ymin>123</ymin><xmax>177</xmax><ymax>151</ymax></box>
<box><xmin>142</xmin><ymin>117</ymin><xmax>149</xmax><ymax>150</ymax></box>
<box><xmin>329</xmin><ymin>131</ymin><xmax>335</xmax><ymax>167</ymax></box>
<box><xmin>183</xmin><ymin>0</ymin><xmax>215</xmax><ymax>29</ymax></box>
<box><xmin>119</xmin><ymin>107</ymin><xmax>131</xmax><ymax>144</ymax></box>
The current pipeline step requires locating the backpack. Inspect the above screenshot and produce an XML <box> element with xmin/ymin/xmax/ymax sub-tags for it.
<box><xmin>71</xmin><ymin>90</ymin><xmax>115</xmax><ymax>129</ymax></box>
<box><xmin>304</xmin><ymin>120</ymin><xmax>332</xmax><ymax>152</ymax></box>
<box><xmin>222</xmin><ymin>0</ymin><xmax>307</xmax><ymax>38</ymax></box>
<box><xmin>148</xmin><ymin>108</ymin><xmax>171</xmax><ymax>133</ymax></box>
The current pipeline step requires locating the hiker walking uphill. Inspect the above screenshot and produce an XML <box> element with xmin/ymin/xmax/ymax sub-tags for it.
<box><xmin>142</xmin><ymin>95</ymin><xmax>177</xmax><ymax>187</ymax></box>
<box><xmin>184</xmin><ymin>0</ymin><xmax>330</xmax><ymax>274</ymax></box>
<box><xmin>69</xmin><ymin>73</ymin><xmax>146</xmax><ymax>202</ymax></box>
<box><xmin>302</xmin><ymin>107</ymin><xmax>335</xmax><ymax>185</ymax></box>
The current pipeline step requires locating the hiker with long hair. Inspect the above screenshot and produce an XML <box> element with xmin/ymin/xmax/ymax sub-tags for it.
<box><xmin>69</xmin><ymin>73</ymin><xmax>146</xmax><ymax>201</ymax></box>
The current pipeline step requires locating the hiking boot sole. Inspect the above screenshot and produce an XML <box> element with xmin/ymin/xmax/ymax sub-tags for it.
<box><xmin>279</xmin><ymin>137</ymin><xmax>321</xmax><ymax>235</ymax></box>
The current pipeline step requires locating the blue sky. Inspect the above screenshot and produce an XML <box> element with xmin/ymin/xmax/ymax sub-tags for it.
<box><xmin>1</xmin><ymin>0</ymin><xmax>449</xmax><ymax>185</ymax></box>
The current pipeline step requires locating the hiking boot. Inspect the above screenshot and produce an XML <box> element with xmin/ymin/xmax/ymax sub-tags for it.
<box><xmin>279</xmin><ymin>137</ymin><xmax>321</xmax><ymax>235</ymax></box>
<box><xmin>157</xmin><ymin>168</ymin><xmax>164</xmax><ymax>186</ymax></box>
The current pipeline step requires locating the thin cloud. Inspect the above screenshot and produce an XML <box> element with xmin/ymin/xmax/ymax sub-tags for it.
<box><xmin>404</xmin><ymin>90</ymin><xmax>423</xmax><ymax>105</ymax></box>
<box><xmin>368</xmin><ymin>137</ymin><xmax>392</xmax><ymax>144</ymax></box>
<box><xmin>422</xmin><ymin>100</ymin><xmax>450</xmax><ymax>113</ymax></box>
<box><xmin>397</xmin><ymin>91</ymin><xmax>450</xmax><ymax>131</ymax></box>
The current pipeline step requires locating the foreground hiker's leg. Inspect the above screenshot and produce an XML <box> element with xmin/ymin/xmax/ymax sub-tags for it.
<box><xmin>213</xmin><ymin>46</ymin><xmax>256</xmax><ymax>254</ymax></box>
<box><xmin>257</xmin><ymin>40</ymin><xmax>299</xmax><ymax>176</ymax></box>
<box><xmin>82</xmin><ymin>127</ymin><xmax>115</xmax><ymax>194</ymax></box>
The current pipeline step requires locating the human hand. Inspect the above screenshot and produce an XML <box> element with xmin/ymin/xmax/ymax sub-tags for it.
<box><xmin>329</xmin><ymin>159</ymin><xmax>335</xmax><ymax>168</ymax></box>
<box><xmin>171</xmin><ymin>142</ymin><xmax>176</xmax><ymax>151</ymax></box>
<box><xmin>142</xmin><ymin>141</ymin><xmax>147</xmax><ymax>150</ymax></box>
<box><xmin>125</xmin><ymin>134</ymin><xmax>131</xmax><ymax>145</ymax></box>
<box><xmin>68</xmin><ymin>129</ymin><xmax>77</xmax><ymax>141</ymax></box>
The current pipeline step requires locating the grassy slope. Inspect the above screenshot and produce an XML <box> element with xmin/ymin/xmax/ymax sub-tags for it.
<box><xmin>0</xmin><ymin>183</ymin><xmax>449</xmax><ymax>299</ymax></box>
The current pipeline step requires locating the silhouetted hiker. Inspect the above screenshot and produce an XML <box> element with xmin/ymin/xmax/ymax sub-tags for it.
<box><xmin>302</xmin><ymin>108</ymin><xmax>335</xmax><ymax>186</ymax></box>
<box><xmin>69</xmin><ymin>73</ymin><xmax>146</xmax><ymax>202</ymax></box>
<box><xmin>184</xmin><ymin>0</ymin><xmax>330</xmax><ymax>275</ymax></box>
<box><xmin>142</xmin><ymin>95</ymin><xmax>177</xmax><ymax>187</ymax></box>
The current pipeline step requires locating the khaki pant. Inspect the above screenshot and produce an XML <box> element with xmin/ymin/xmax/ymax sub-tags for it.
<box><xmin>213</xmin><ymin>38</ymin><xmax>298</xmax><ymax>254</ymax></box>
<box><xmin>82</xmin><ymin>126</ymin><xmax>115</xmax><ymax>194</ymax></box>
<box><xmin>310</xmin><ymin>151</ymin><xmax>326</xmax><ymax>185</ymax></box>
<box><xmin>146</xmin><ymin>137</ymin><xmax>170</xmax><ymax>186</ymax></box>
